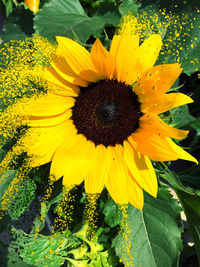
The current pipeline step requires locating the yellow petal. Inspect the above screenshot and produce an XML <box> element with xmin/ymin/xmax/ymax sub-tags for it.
<box><xmin>110</xmin><ymin>35</ymin><xmax>120</xmax><ymax>58</ymax></box>
<box><xmin>62</xmin><ymin>139</ymin><xmax>96</xmax><ymax>187</ymax></box>
<box><xmin>25</xmin><ymin>109</ymin><xmax>72</xmax><ymax>127</ymax></box>
<box><xmin>132</xmin><ymin>131</ymin><xmax>180</xmax><ymax>161</ymax></box>
<box><xmin>135</xmin><ymin>34</ymin><xmax>162</xmax><ymax>76</ymax></box>
<box><xmin>141</xmin><ymin>93</ymin><xmax>193</xmax><ymax>114</ymax></box>
<box><xmin>51</xmin><ymin>134</ymin><xmax>95</xmax><ymax>182</ymax></box>
<box><xmin>105</xmin><ymin>145</ymin><xmax>128</xmax><ymax>204</ymax></box>
<box><xmin>26</xmin><ymin>93</ymin><xmax>75</xmax><ymax>117</ymax></box>
<box><xmin>91</xmin><ymin>38</ymin><xmax>114</xmax><ymax>79</ymax></box>
<box><xmin>166</xmin><ymin>138</ymin><xmax>198</xmax><ymax>164</ymax></box>
<box><xmin>56</xmin><ymin>36</ymin><xmax>100</xmax><ymax>82</ymax></box>
<box><xmin>43</xmin><ymin>66</ymin><xmax>80</xmax><ymax>96</ymax></box>
<box><xmin>85</xmin><ymin>144</ymin><xmax>113</xmax><ymax>193</ymax></box>
<box><xmin>139</xmin><ymin>114</ymin><xmax>189</xmax><ymax>140</ymax></box>
<box><xmin>134</xmin><ymin>64</ymin><xmax>182</xmax><ymax>97</ymax></box>
<box><xmin>21</xmin><ymin>120</ymin><xmax>74</xmax><ymax>166</ymax></box>
<box><xmin>51</xmin><ymin>55</ymin><xmax>88</xmax><ymax>87</ymax></box>
<box><xmin>109</xmin><ymin>35</ymin><xmax>120</xmax><ymax>80</ymax></box>
<box><xmin>25</xmin><ymin>0</ymin><xmax>39</xmax><ymax>13</ymax></box>
<box><xmin>124</xmin><ymin>140</ymin><xmax>158</xmax><ymax>197</ymax></box>
<box><xmin>127</xmin><ymin>175</ymin><xmax>144</xmax><ymax>210</ymax></box>
<box><xmin>111</xmin><ymin>34</ymin><xmax>139</xmax><ymax>84</ymax></box>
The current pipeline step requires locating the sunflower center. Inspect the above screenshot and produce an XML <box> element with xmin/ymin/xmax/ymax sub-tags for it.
<box><xmin>96</xmin><ymin>100</ymin><xmax>119</xmax><ymax>125</ymax></box>
<box><xmin>72</xmin><ymin>79</ymin><xmax>141</xmax><ymax>147</ymax></box>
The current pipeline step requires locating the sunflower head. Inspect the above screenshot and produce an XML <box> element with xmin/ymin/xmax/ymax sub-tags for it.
<box><xmin>72</xmin><ymin>79</ymin><xmax>141</xmax><ymax>147</ymax></box>
<box><xmin>16</xmin><ymin>16</ymin><xmax>197</xmax><ymax>210</ymax></box>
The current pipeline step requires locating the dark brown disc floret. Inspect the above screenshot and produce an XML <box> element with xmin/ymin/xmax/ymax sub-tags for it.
<box><xmin>72</xmin><ymin>79</ymin><xmax>141</xmax><ymax>147</ymax></box>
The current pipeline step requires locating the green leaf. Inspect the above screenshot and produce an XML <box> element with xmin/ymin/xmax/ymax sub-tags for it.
<box><xmin>1</xmin><ymin>6</ymin><xmax>34</xmax><ymax>42</ymax></box>
<box><xmin>161</xmin><ymin>169</ymin><xmax>196</xmax><ymax>194</ymax></box>
<box><xmin>179</xmin><ymin>165</ymin><xmax>200</xmax><ymax>189</ymax></box>
<box><xmin>161</xmin><ymin>105</ymin><xmax>195</xmax><ymax>129</ymax></box>
<box><xmin>7</xmin><ymin>247</ymin><xmax>35</xmax><ymax>267</ymax></box>
<box><xmin>187</xmin><ymin>74</ymin><xmax>200</xmax><ymax>116</ymax></box>
<box><xmin>10</xmin><ymin>179</ymin><xmax>36</xmax><ymax>220</ymax></box>
<box><xmin>139</xmin><ymin>0</ymin><xmax>200</xmax><ymax>75</ymax></box>
<box><xmin>0</xmin><ymin>173</ymin><xmax>36</xmax><ymax>220</ymax></box>
<box><xmin>1</xmin><ymin>20</ymin><xmax>26</xmax><ymax>42</ymax></box>
<box><xmin>112</xmin><ymin>186</ymin><xmax>183</xmax><ymax>267</ymax></box>
<box><xmin>95</xmin><ymin>2</ymin><xmax>120</xmax><ymax>27</ymax></box>
<box><xmin>34</xmin><ymin>0</ymin><xmax>89</xmax><ymax>41</ymax></box>
<box><xmin>51</xmin><ymin>0</ymin><xmax>87</xmax><ymax>15</ymax></box>
<box><xmin>11</xmin><ymin>227</ymin><xmax>81</xmax><ymax>267</ymax></box>
<box><xmin>187</xmin><ymin>118</ymin><xmax>200</xmax><ymax>131</ymax></box>
<box><xmin>176</xmin><ymin>190</ymin><xmax>200</xmax><ymax>263</ymax></box>
<box><xmin>30</xmin><ymin>201</ymin><xmax>49</xmax><ymax>234</ymax></box>
<box><xmin>0</xmin><ymin>170</ymin><xmax>16</xmax><ymax>199</ymax></box>
<box><xmin>79</xmin><ymin>0</ymin><xmax>104</xmax><ymax>16</ymax></box>
<box><xmin>119</xmin><ymin>0</ymin><xmax>141</xmax><ymax>16</ymax></box>
<box><xmin>160</xmin><ymin>169</ymin><xmax>200</xmax><ymax>264</ymax></box>
<box><xmin>1</xmin><ymin>0</ymin><xmax>13</xmax><ymax>17</ymax></box>
<box><xmin>34</xmin><ymin>0</ymin><xmax>119</xmax><ymax>42</ymax></box>
<box><xmin>103</xmin><ymin>199</ymin><xmax>121</xmax><ymax>228</ymax></box>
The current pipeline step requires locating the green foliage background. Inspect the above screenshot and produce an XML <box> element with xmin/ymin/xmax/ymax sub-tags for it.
<box><xmin>0</xmin><ymin>0</ymin><xmax>200</xmax><ymax>266</ymax></box>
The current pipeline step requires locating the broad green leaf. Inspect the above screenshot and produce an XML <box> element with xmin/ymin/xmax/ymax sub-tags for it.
<box><xmin>34</xmin><ymin>0</ymin><xmax>119</xmax><ymax>42</ymax></box>
<box><xmin>161</xmin><ymin>170</ymin><xmax>200</xmax><ymax>263</ymax></box>
<box><xmin>0</xmin><ymin>174</ymin><xmax>36</xmax><ymax>220</ymax></box>
<box><xmin>11</xmin><ymin>227</ymin><xmax>81</xmax><ymax>267</ymax></box>
<box><xmin>139</xmin><ymin>0</ymin><xmax>200</xmax><ymax>75</ymax></box>
<box><xmin>10</xmin><ymin>178</ymin><xmax>36</xmax><ymax>220</ymax></box>
<box><xmin>119</xmin><ymin>0</ymin><xmax>141</xmax><ymax>16</ymax></box>
<box><xmin>112</xmin><ymin>186</ymin><xmax>183</xmax><ymax>267</ymax></box>
<box><xmin>50</xmin><ymin>0</ymin><xmax>87</xmax><ymax>15</ymax></box>
<box><xmin>7</xmin><ymin>247</ymin><xmax>35</xmax><ymax>267</ymax></box>
<box><xmin>34</xmin><ymin>0</ymin><xmax>90</xmax><ymax>41</ymax></box>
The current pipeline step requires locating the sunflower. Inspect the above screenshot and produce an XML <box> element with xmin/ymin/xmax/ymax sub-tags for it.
<box><xmin>21</xmin><ymin>30</ymin><xmax>197</xmax><ymax>210</ymax></box>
